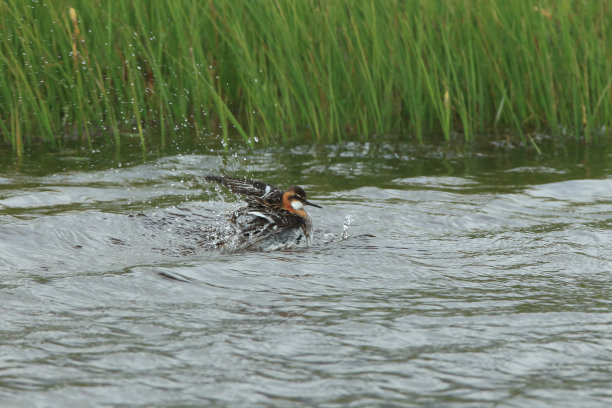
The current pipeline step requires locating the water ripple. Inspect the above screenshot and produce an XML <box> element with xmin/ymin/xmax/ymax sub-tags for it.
<box><xmin>1</xmin><ymin>150</ymin><xmax>612</xmax><ymax>407</ymax></box>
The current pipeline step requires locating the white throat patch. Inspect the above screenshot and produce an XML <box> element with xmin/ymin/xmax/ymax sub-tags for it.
<box><xmin>291</xmin><ymin>200</ymin><xmax>304</xmax><ymax>210</ymax></box>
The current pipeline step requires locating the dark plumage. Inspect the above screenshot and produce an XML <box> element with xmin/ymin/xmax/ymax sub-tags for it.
<box><xmin>205</xmin><ymin>175</ymin><xmax>321</xmax><ymax>251</ymax></box>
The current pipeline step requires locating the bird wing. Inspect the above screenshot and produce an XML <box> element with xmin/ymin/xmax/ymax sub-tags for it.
<box><xmin>205</xmin><ymin>175</ymin><xmax>279</xmax><ymax>197</ymax></box>
<box><xmin>243</xmin><ymin>195</ymin><xmax>305</xmax><ymax>230</ymax></box>
<box><xmin>230</xmin><ymin>198</ymin><xmax>306</xmax><ymax>251</ymax></box>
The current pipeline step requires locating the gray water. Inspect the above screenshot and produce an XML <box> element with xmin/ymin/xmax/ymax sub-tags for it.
<box><xmin>1</xmin><ymin>140</ymin><xmax>611</xmax><ymax>407</ymax></box>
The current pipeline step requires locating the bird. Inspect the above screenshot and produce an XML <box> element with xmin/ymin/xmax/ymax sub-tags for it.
<box><xmin>205</xmin><ymin>175</ymin><xmax>322</xmax><ymax>251</ymax></box>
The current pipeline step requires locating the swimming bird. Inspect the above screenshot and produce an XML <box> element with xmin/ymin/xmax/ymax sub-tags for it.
<box><xmin>205</xmin><ymin>175</ymin><xmax>321</xmax><ymax>251</ymax></box>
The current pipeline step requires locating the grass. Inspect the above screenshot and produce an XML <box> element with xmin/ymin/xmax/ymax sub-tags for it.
<box><xmin>1</xmin><ymin>0</ymin><xmax>610</xmax><ymax>155</ymax></box>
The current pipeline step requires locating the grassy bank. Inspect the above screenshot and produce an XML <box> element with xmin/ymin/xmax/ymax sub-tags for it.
<box><xmin>1</xmin><ymin>0</ymin><xmax>610</xmax><ymax>153</ymax></box>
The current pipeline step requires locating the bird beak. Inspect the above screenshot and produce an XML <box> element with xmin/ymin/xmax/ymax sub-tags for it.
<box><xmin>304</xmin><ymin>200</ymin><xmax>322</xmax><ymax>208</ymax></box>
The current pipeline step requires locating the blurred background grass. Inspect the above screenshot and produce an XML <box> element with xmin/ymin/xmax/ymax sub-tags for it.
<box><xmin>1</xmin><ymin>0</ymin><xmax>610</xmax><ymax>155</ymax></box>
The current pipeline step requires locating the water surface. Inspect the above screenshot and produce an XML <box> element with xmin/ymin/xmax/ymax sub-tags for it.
<box><xmin>1</xmin><ymin>139</ymin><xmax>611</xmax><ymax>407</ymax></box>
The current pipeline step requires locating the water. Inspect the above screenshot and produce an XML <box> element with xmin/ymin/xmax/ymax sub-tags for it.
<box><xmin>1</xmin><ymin>139</ymin><xmax>611</xmax><ymax>407</ymax></box>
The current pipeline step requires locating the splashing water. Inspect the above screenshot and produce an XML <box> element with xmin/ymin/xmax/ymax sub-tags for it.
<box><xmin>321</xmin><ymin>215</ymin><xmax>356</xmax><ymax>244</ymax></box>
<box><xmin>2</xmin><ymin>142</ymin><xmax>612</xmax><ymax>408</ymax></box>
<box><xmin>340</xmin><ymin>215</ymin><xmax>355</xmax><ymax>240</ymax></box>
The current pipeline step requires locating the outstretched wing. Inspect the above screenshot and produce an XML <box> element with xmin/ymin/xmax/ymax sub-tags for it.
<box><xmin>205</xmin><ymin>175</ymin><xmax>278</xmax><ymax>197</ymax></box>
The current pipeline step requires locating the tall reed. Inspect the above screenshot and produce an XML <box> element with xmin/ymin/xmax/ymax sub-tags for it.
<box><xmin>1</xmin><ymin>0</ymin><xmax>610</xmax><ymax>154</ymax></box>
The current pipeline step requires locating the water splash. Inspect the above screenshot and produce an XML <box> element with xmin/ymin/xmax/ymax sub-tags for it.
<box><xmin>340</xmin><ymin>215</ymin><xmax>355</xmax><ymax>240</ymax></box>
<box><xmin>321</xmin><ymin>215</ymin><xmax>356</xmax><ymax>245</ymax></box>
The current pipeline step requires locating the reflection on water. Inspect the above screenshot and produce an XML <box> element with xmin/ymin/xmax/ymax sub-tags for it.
<box><xmin>1</xmin><ymin>139</ymin><xmax>611</xmax><ymax>407</ymax></box>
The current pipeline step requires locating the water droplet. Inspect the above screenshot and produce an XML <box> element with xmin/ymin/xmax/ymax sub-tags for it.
<box><xmin>341</xmin><ymin>215</ymin><xmax>355</xmax><ymax>240</ymax></box>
